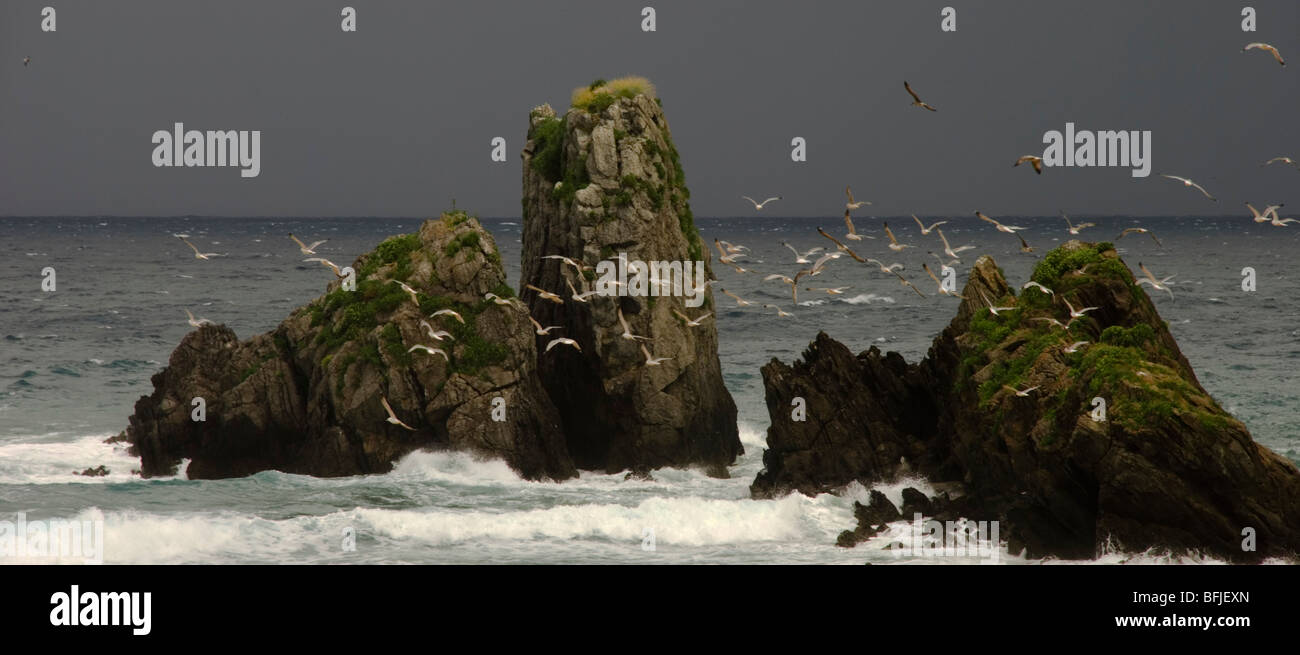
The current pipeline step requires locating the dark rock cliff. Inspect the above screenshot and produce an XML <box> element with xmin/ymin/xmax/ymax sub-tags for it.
<box><xmin>518</xmin><ymin>84</ymin><xmax>741</xmax><ymax>475</ymax></box>
<box><xmin>123</xmin><ymin>212</ymin><xmax>576</xmax><ymax>481</ymax></box>
<box><xmin>753</xmin><ymin>241</ymin><xmax>1300</xmax><ymax>562</ymax></box>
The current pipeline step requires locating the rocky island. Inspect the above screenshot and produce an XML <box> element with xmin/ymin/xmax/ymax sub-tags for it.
<box><xmin>753</xmin><ymin>241</ymin><xmax>1300</xmax><ymax>562</ymax></box>
<box><xmin>120</xmin><ymin>77</ymin><xmax>741</xmax><ymax>482</ymax></box>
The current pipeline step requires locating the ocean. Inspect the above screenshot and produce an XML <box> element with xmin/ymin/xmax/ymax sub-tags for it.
<box><xmin>2</xmin><ymin>215</ymin><xmax>1297</xmax><ymax>564</ymax></box>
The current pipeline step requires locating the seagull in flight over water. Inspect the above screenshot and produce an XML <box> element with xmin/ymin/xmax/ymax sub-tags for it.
<box><xmin>742</xmin><ymin>195</ymin><xmax>782</xmax><ymax>211</ymax></box>
<box><xmin>1159</xmin><ymin>174</ymin><xmax>1217</xmax><ymax>201</ymax></box>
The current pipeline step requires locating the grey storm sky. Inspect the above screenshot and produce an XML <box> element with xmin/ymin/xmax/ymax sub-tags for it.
<box><xmin>1</xmin><ymin>0</ymin><xmax>1297</xmax><ymax>218</ymax></box>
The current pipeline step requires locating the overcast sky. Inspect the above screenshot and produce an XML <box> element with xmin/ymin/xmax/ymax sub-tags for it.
<box><xmin>2</xmin><ymin>0</ymin><xmax>1297</xmax><ymax>218</ymax></box>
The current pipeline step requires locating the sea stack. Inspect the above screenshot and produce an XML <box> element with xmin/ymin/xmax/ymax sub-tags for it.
<box><xmin>122</xmin><ymin>212</ymin><xmax>576</xmax><ymax>481</ymax></box>
<box><xmin>753</xmin><ymin>241</ymin><xmax>1300</xmax><ymax>562</ymax></box>
<box><xmin>519</xmin><ymin>78</ymin><xmax>741</xmax><ymax>475</ymax></box>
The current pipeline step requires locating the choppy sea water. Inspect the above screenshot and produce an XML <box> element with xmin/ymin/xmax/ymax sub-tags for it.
<box><xmin>2</xmin><ymin>216</ymin><xmax>1297</xmax><ymax>564</ymax></box>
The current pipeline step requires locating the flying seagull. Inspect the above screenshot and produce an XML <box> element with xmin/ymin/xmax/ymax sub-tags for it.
<box><xmin>289</xmin><ymin>233</ymin><xmax>328</xmax><ymax>255</ymax></box>
<box><xmin>1159</xmin><ymin>174</ymin><xmax>1217</xmax><ymax>201</ymax></box>
<box><xmin>1243</xmin><ymin>42</ymin><xmax>1286</xmax><ymax>66</ymax></box>
<box><xmin>616</xmin><ymin>307</ymin><xmax>653</xmax><ymax>341</ymax></box>
<box><xmin>762</xmin><ymin>304</ymin><xmax>795</xmax><ymax>318</ymax></box>
<box><xmin>527</xmin><ymin>316</ymin><xmax>563</xmax><ymax>336</ymax></box>
<box><xmin>184</xmin><ymin>309</ymin><xmax>213</xmax><ymax>328</ymax></box>
<box><xmin>418</xmin><ymin>320</ymin><xmax>453</xmax><ymax>341</ymax></box>
<box><xmin>566</xmin><ymin>279</ymin><xmax>598</xmax><ymax>303</ymax></box>
<box><xmin>304</xmin><ymin>257</ymin><xmax>346</xmax><ymax>278</ymax></box>
<box><xmin>407</xmin><ymin>344</ymin><xmax>449</xmax><ymax>360</ymax></box>
<box><xmin>936</xmin><ymin>228</ymin><xmax>975</xmax><ymax>263</ymax></box>
<box><xmin>525</xmin><ymin>283</ymin><xmax>564</xmax><ymax>304</ymax></box>
<box><xmin>484</xmin><ymin>292</ymin><xmax>516</xmax><ymax>306</ymax></box>
<box><xmin>1063</xmin><ymin>341</ymin><xmax>1090</xmax><ymax>354</ymax></box>
<box><xmin>904</xmin><ymin>81</ymin><xmax>937</xmax><ymax>111</ymax></box>
<box><xmin>1262</xmin><ymin>156</ymin><xmax>1299</xmax><ymax>169</ymax></box>
<box><xmin>912</xmin><ymin>215</ymin><xmax>947</xmax><ymax>235</ymax></box>
<box><xmin>1062</xmin><ymin>213</ymin><xmax>1096</xmax><ymax>235</ymax></box>
<box><xmin>1009</xmin><ymin>233</ymin><xmax>1032</xmax><ymax>254</ymax></box>
<box><xmin>845</xmin><ymin>186</ymin><xmax>871</xmax><ymax>209</ymax></box>
<box><xmin>976</xmin><ymin>211</ymin><xmax>1025</xmax><ymax>233</ymax></box>
<box><xmin>1063</xmin><ymin>296</ymin><xmax>1099</xmax><ymax>319</ymax></box>
<box><xmin>816</xmin><ymin>227</ymin><xmax>867</xmax><ymax>262</ymax></box>
<box><xmin>671</xmin><ymin>309</ymin><xmax>712</xmax><ymax>327</ymax></box>
<box><xmin>430</xmin><ymin>308</ymin><xmax>465</xmax><ymax>324</ymax></box>
<box><xmin>541</xmin><ymin>254</ymin><xmax>592</xmax><ymax>273</ymax></box>
<box><xmin>1002</xmin><ymin>385</ymin><xmax>1040</xmax><ymax>397</ymax></box>
<box><xmin>1014</xmin><ymin>155</ymin><xmax>1044</xmax><ymax>175</ymax></box>
<box><xmin>883</xmin><ymin>222</ymin><xmax>913</xmax><ymax>252</ymax></box>
<box><xmin>844</xmin><ymin>209</ymin><xmax>873</xmax><ymax>241</ymax></box>
<box><xmin>381</xmin><ymin>396</ymin><xmax>416</xmax><ymax>431</ymax></box>
<box><xmin>1117</xmin><ymin>227</ymin><xmax>1162</xmax><ymax>247</ymax></box>
<box><xmin>177</xmin><ymin>236</ymin><xmax>222</xmax><ymax>260</ymax></box>
<box><xmin>742</xmin><ymin>195</ymin><xmax>782</xmax><ymax>210</ymax></box>
<box><xmin>866</xmin><ymin>258</ymin><xmax>905</xmax><ymax>274</ymax></box>
<box><xmin>390</xmin><ymin>279</ymin><xmax>420</xmax><ymax>305</ymax></box>
<box><xmin>640</xmin><ymin>343</ymin><xmax>672</xmax><ymax>366</ymax></box>
<box><xmin>923</xmin><ymin>263</ymin><xmax>964</xmax><ymax>298</ymax></box>
<box><xmin>545</xmin><ymin>337</ymin><xmax>581</xmax><ymax>353</ymax></box>
<box><xmin>719</xmin><ymin>287</ymin><xmax>756</xmax><ymax>307</ymax></box>
<box><xmin>1136</xmin><ymin>262</ymin><xmax>1175</xmax><ymax>299</ymax></box>
<box><xmin>1246</xmin><ymin>202</ymin><xmax>1284</xmax><ymax>223</ymax></box>
<box><xmin>1022</xmin><ymin>280</ymin><xmax>1053</xmax><ymax>295</ymax></box>
<box><xmin>782</xmin><ymin>242</ymin><xmax>823</xmax><ymax>264</ymax></box>
<box><xmin>980</xmin><ymin>291</ymin><xmax>1016</xmax><ymax>316</ymax></box>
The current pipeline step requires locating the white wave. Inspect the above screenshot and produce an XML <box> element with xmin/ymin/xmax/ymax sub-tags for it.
<box><xmin>842</xmin><ymin>293</ymin><xmax>895</xmax><ymax>305</ymax></box>
<box><xmin>356</xmin><ymin>490</ymin><xmax>849</xmax><ymax>547</ymax></box>
<box><xmin>0</xmin><ymin>435</ymin><xmax>141</xmax><ymax>484</ymax></box>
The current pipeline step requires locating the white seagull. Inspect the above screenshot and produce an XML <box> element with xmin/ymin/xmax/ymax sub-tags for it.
<box><xmin>719</xmin><ymin>288</ymin><xmax>756</xmax><ymax>307</ymax></box>
<box><xmin>1022</xmin><ymin>281</ymin><xmax>1053</xmax><ymax>295</ymax></box>
<box><xmin>844</xmin><ymin>209</ymin><xmax>873</xmax><ymax>241</ymax></box>
<box><xmin>845</xmin><ymin>186</ymin><xmax>872</xmax><ymax>209</ymax></box>
<box><xmin>430</xmin><ymin>308</ymin><xmax>465</xmax><ymax>324</ymax></box>
<box><xmin>1014</xmin><ymin>155</ymin><xmax>1044</xmax><ymax>175</ymax></box>
<box><xmin>672</xmin><ymin>310</ymin><xmax>712</xmax><ymax>327</ymax></box>
<box><xmin>883</xmin><ymin>222</ymin><xmax>913</xmax><ymax>252</ymax></box>
<box><xmin>1247</xmin><ymin>203</ymin><xmax>1284</xmax><ymax>224</ymax></box>
<box><xmin>1062</xmin><ymin>213</ymin><xmax>1096</xmax><ymax>235</ymax></box>
<box><xmin>184</xmin><ymin>309</ymin><xmax>213</xmax><ymax>328</ymax></box>
<box><xmin>640</xmin><ymin>343</ymin><xmax>672</xmax><ymax>366</ymax></box>
<box><xmin>545</xmin><ymin>337</ymin><xmax>581</xmax><ymax>353</ymax></box>
<box><xmin>390</xmin><ymin>279</ymin><xmax>420</xmax><ymax>305</ymax></box>
<box><xmin>1063</xmin><ymin>296</ymin><xmax>1099</xmax><ymax>319</ymax></box>
<box><xmin>1159</xmin><ymin>174</ymin><xmax>1217</xmax><ymax>201</ymax></box>
<box><xmin>178</xmin><ymin>236</ymin><xmax>222</xmax><ymax>260</ymax></box>
<box><xmin>418</xmin><ymin>320</ymin><xmax>453</xmax><ymax>341</ymax></box>
<box><xmin>1003</xmin><ymin>384</ymin><xmax>1040</xmax><ymax>397</ymax></box>
<box><xmin>976</xmin><ymin>211</ymin><xmax>1025</xmax><ymax>233</ymax></box>
<box><xmin>616</xmin><ymin>308</ymin><xmax>653</xmax><ymax>341</ymax></box>
<box><xmin>904</xmin><ymin>81</ymin><xmax>937</xmax><ymax>112</ymax></box>
<box><xmin>912</xmin><ymin>215</ymin><xmax>947</xmax><ymax>235</ymax></box>
<box><xmin>1243</xmin><ymin>42</ymin><xmax>1286</xmax><ymax>66</ymax></box>
<box><xmin>782</xmin><ymin>242</ymin><xmax>823</xmax><ymax>264</ymax></box>
<box><xmin>936</xmin><ymin>228</ymin><xmax>975</xmax><ymax>262</ymax></box>
<box><xmin>289</xmin><ymin>233</ymin><xmax>328</xmax><ymax>255</ymax></box>
<box><xmin>528</xmin><ymin>316</ymin><xmax>563</xmax><ymax>336</ymax></box>
<box><xmin>407</xmin><ymin>344</ymin><xmax>449</xmax><ymax>360</ymax></box>
<box><xmin>1136</xmin><ymin>262</ymin><xmax>1176</xmax><ymax>299</ymax></box>
<box><xmin>381</xmin><ymin>396</ymin><xmax>416</xmax><ymax>431</ymax></box>
<box><xmin>742</xmin><ymin>195</ymin><xmax>782</xmax><ymax>211</ymax></box>
<box><xmin>304</xmin><ymin>257</ymin><xmax>346</xmax><ymax>278</ymax></box>
<box><xmin>524</xmin><ymin>284</ymin><xmax>563</xmax><ymax>304</ymax></box>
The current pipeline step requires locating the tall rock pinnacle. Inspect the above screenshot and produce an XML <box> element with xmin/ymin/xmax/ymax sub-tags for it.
<box><xmin>519</xmin><ymin>81</ymin><xmax>741</xmax><ymax>475</ymax></box>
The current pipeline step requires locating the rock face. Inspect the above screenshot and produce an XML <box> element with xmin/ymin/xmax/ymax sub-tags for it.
<box><xmin>754</xmin><ymin>241</ymin><xmax>1300</xmax><ymax>562</ymax></box>
<box><xmin>123</xmin><ymin>212</ymin><xmax>576</xmax><ymax>481</ymax></box>
<box><xmin>518</xmin><ymin>91</ymin><xmax>741</xmax><ymax>474</ymax></box>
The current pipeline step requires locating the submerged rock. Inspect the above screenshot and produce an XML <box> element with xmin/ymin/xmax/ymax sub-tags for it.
<box><xmin>518</xmin><ymin>85</ymin><xmax>741</xmax><ymax>474</ymax></box>
<box><xmin>755</xmin><ymin>241</ymin><xmax>1300</xmax><ymax>562</ymax></box>
<box><xmin>122</xmin><ymin>212</ymin><xmax>576</xmax><ymax>481</ymax></box>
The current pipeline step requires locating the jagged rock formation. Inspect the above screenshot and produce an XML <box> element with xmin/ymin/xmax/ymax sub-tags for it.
<box><xmin>122</xmin><ymin>212</ymin><xmax>576</xmax><ymax>481</ymax></box>
<box><xmin>754</xmin><ymin>241</ymin><xmax>1300</xmax><ymax>562</ymax></box>
<box><xmin>518</xmin><ymin>84</ymin><xmax>741</xmax><ymax>475</ymax></box>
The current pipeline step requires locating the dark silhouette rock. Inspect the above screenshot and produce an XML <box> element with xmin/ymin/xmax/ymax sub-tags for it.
<box><xmin>76</xmin><ymin>465</ymin><xmax>110</xmax><ymax>477</ymax></box>
<box><xmin>518</xmin><ymin>87</ymin><xmax>740</xmax><ymax>475</ymax></box>
<box><xmin>760</xmin><ymin>241</ymin><xmax>1300</xmax><ymax>562</ymax></box>
<box><xmin>121</xmin><ymin>212</ymin><xmax>576</xmax><ymax>482</ymax></box>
